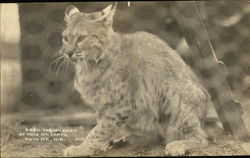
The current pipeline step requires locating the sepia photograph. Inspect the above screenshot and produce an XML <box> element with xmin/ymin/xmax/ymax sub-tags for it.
<box><xmin>1</xmin><ymin>1</ymin><xmax>250</xmax><ymax>157</ymax></box>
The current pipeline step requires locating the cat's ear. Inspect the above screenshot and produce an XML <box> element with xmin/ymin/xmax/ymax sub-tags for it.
<box><xmin>65</xmin><ymin>5</ymin><xmax>80</xmax><ymax>21</ymax></box>
<box><xmin>95</xmin><ymin>3</ymin><xmax>117</xmax><ymax>25</ymax></box>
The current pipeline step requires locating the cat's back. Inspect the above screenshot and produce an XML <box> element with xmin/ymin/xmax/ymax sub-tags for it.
<box><xmin>118</xmin><ymin>31</ymin><xmax>197</xmax><ymax>82</ymax></box>
<box><xmin>122</xmin><ymin>31</ymin><xmax>172</xmax><ymax>57</ymax></box>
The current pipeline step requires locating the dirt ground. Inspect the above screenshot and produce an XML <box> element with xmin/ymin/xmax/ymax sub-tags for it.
<box><xmin>1</xmin><ymin>99</ymin><xmax>250</xmax><ymax>157</ymax></box>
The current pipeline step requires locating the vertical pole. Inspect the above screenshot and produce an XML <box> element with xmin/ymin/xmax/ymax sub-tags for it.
<box><xmin>171</xmin><ymin>1</ymin><xmax>250</xmax><ymax>141</ymax></box>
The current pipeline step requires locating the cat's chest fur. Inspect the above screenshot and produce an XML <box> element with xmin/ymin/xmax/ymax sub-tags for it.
<box><xmin>74</xmin><ymin>61</ymin><xmax>128</xmax><ymax>108</ymax></box>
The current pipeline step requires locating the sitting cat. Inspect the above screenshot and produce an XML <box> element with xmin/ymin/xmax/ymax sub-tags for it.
<box><xmin>60</xmin><ymin>4</ymin><xmax>210</xmax><ymax>156</ymax></box>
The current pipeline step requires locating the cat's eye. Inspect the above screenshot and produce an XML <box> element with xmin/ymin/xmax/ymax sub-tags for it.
<box><xmin>63</xmin><ymin>36</ymin><xmax>68</xmax><ymax>43</ymax></box>
<box><xmin>77</xmin><ymin>35</ymin><xmax>87</xmax><ymax>42</ymax></box>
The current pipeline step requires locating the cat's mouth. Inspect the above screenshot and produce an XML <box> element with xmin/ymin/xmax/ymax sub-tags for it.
<box><xmin>63</xmin><ymin>53</ymin><xmax>83</xmax><ymax>63</ymax></box>
<box><xmin>62</xmin><ymin>52</ymin><xmax>106</xmax><ymax>71</ymax></box>
<box><xmin>69</xmin><ymin>55</ymin><xmax>78</xmax><ymax>63</ymax></box>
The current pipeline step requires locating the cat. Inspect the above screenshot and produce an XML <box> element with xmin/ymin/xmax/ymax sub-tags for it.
<box><xmin>59</xmin><ymin>4</ymin><xmax>210</xmax><ymax>156</ymax></box>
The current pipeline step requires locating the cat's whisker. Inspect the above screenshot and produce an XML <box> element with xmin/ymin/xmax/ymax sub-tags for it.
<box><xmin>49</xmin><ymin>55</ymin><xmax>64</xmax><ymax>73</ymax></box>
<box><xmin>61</xmin><ymin>59</ymin><xmax>68</xmax><ymax>75</ymax></box>
<box><xmin>63</xmin><ymin>59</ymin><xmax>70</xmax><ymax>72</ymax></box>
<box><xmin>65</xmin><ymin>59</ymin><xmax>72</xmax><ymax>73</ymax></box>
<box><xmin>51</xmin><ymin>55</ymin><xmax>64</xmax><ymax>64</ymax></box>
<box><xmin>60</xmin><ymin>60</ymin><xmax>67</xmax><ymax>76</ymax></box>
<box><xmin>65</xmin><ymin>60</ymin><xmax>71</xmax><ymax>73</ymax></box>
<box><xmin>55</xmin><ymin>59</ymin><xmax>66</xmax><ymax>77</ymax></box>
<box><xmin>68</xmin><ymin>61</ymin><xmax>74</xmax><ymax>72</ymax></box>
<box><xmin>53</xmin><ymin>59</ymin><xmax>62</xmax><ymax>70</ymax></box>
<box><xmin>52</xmin><ymin>56</ymin><xmax>65</xmax><ymax>73</ymax></box>
<box><xmin>61</xmin><ymin>61</ymin><xmax>66</xmax><ymax>75</ymax></box>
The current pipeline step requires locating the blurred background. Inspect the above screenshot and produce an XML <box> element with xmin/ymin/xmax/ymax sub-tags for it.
<box><xmin>1</xmin><ymin>1</ymin><xmax>250</xmax><ymax>157</ymax></box>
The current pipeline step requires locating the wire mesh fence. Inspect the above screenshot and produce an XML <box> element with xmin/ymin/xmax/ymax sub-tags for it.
<box><xmin>17</xmin><ymin>1</ymin><xmax>249</xmax><ymax>111</ymax></box>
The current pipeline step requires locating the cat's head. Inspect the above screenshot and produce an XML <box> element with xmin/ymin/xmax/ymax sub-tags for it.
<box><xmin>59</xmin><ymin>4</ymin><xmax>117</xmax><ymax>66</ymax></box>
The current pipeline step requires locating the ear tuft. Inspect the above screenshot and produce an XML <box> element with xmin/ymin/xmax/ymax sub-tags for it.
<box><xmin>65</xmin><ymin>5</ymin><xmax>80</xmax><ymax>21</ymax></box>
<box><xmin>102</xmin><ymin>4</ymin><xmax>113</xmax><ymax>15</ymax></box>
<box><xmin>95</xmin><ymin>3</ymin><xmax>117</xmax><ymax>24</ymax></box>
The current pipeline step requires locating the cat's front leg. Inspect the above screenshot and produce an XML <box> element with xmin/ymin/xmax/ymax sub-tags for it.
<box><xmin>165</xmin><ymin>109</ymin><xmax>208</xmax><ymax>156</ymax></box>
<box><xmin>64</xmin><ymin>118</ymin><xmax>119</xmax><ymax>157</ymax></box>
<box><xmin>64</xmin><ymin>101</ymin><xmax>132</xmax><ymax>157</ymax></box>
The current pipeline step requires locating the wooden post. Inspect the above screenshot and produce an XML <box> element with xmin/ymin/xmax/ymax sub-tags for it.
<box><xmin>0</xmin><ymin>4</ymin><xmax>22</xmax><ymax>112</ymax></box>
<box><xmin>171</xmin><ymin>1</ymin><xmax>250</xmax><ymax>141</ymax></box>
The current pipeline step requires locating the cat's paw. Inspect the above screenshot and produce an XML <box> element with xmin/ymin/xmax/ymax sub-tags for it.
<box><xmin>64</xmin><ymin>145</ymin><xmax>92</xmax><ymax>157</ymax></box>
<box><xmin>165</xmin><ymin>141</ymin><xmax>188</xmax><ymax>156</ymax></box>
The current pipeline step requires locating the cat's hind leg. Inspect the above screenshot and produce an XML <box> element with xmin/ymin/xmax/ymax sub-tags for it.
<box><xmin>164</xmin><ymin>103</ymin><xmax>208</xmax><ymax>156</ymax></box>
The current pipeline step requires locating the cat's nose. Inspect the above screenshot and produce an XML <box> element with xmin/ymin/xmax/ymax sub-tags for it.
<box><xmin>67</xmin><ymin>51</ymin><xmax>74</xmax><ymax>57</ymax></box>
